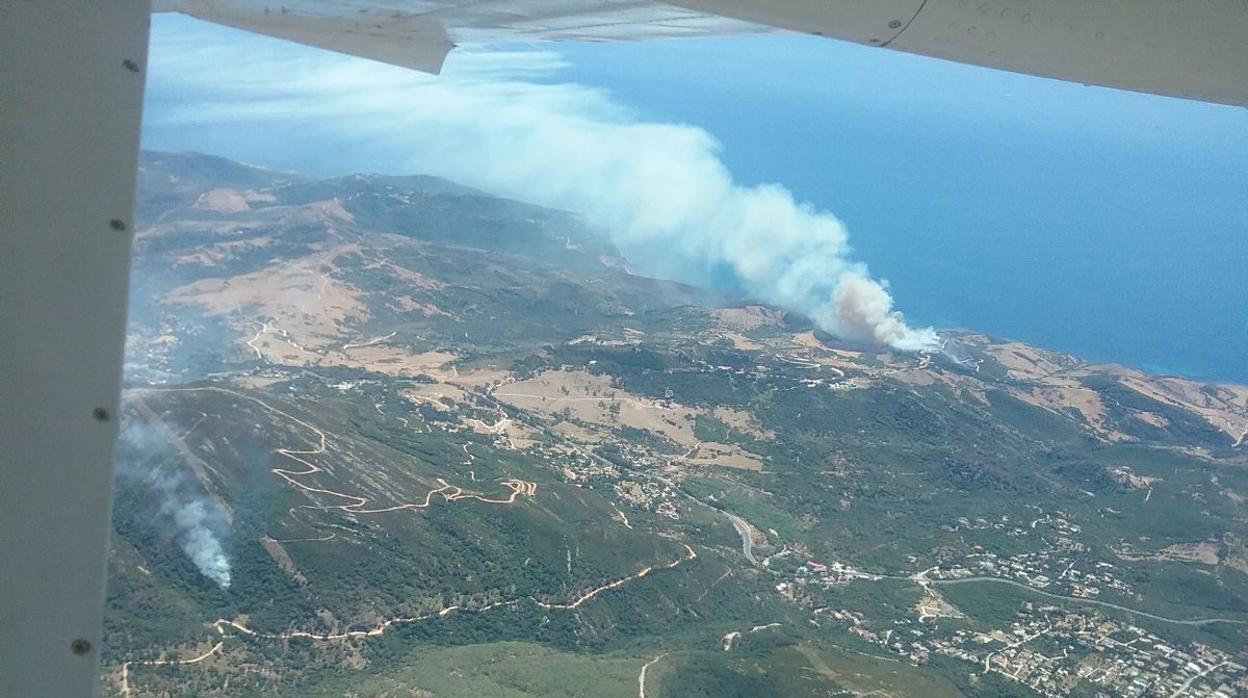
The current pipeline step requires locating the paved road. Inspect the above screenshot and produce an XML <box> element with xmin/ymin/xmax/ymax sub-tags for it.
<box><xmin>722</xmin><ymin>511</ymin><xmax>757</xmax><ymax>565</ymax></box>
<box><xmin>928</xmin><ymin>577</ymin><xmax>1248</xmax><ymax>627</ymax></box>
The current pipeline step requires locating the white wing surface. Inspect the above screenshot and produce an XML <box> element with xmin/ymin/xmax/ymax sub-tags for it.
<box><xmin>155</xmin><ymin>0</ymin><xmax>1248</xmax><ymax>106</ymax></box>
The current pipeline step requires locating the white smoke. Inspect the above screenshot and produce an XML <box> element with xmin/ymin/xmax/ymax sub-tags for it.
<box><xmin>164</xmin><ymin>499</ymin><xmax>232</xmax><ymax>588</ymax></box>
<box><xmin>116</xmin><ymin>422</ymin><xmax>232</xmax><ymax>588</ymax></box>
<box><xmin>830</xmin><ymin>272</ymin><xmax>939</xmax><ymax>351</ymax></box>
<box><xmin>148</xmin><ymin>19</ymin><xmax>939</xmax><ymax>351</ymax></box>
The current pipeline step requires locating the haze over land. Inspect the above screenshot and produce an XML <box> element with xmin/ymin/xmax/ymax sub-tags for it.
<box><xmin>144</xmin><ymin>22</ymin><xmax>938</xmax><ymax>353</ymax></box>
<box><xmin>116</xmin><ymin>11</ymin><xmax>1248</xmax><ymax>697</ymax></box>
<box><xmin>143</xmin><ymin>15</ymin><xmax>1248</xmax><ymax>382</ymax></box>
<box><xmin>106</xmin><ymin>152</ymin><xmax>1248</xmax><ymax>697</ymax></box>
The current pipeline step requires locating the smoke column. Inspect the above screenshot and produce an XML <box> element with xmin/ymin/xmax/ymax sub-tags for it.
<box><xmin>164</xmin><ymin>499</ymin><xmax>232</xmax><ymax>589</ymax></box>
<box><xmin>115</xmin><ymin>423</ymin><xmax>232</xmax><ymax>588</ymax></box>
<box><xmin>150</xmin><ymin>32</ymin><xmax>939</xmax><ymax>351</ymax></box>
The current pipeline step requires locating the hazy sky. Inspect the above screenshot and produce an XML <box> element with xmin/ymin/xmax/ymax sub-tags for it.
<box><xmin>142</xmin><ymin>14</ymin><xmax>1248</xmax><ymax>381</ymax></box>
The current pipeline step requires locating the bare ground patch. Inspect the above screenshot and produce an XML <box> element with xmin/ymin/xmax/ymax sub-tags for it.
<box><xmin>495</xmin><ymin>369</ymin><xmax>697</xmax><ymax>446</ymax></box>
<box><xmin>495</xmin><ymin>369</ymin><xmax>768</xmax><ymax>469</ymax></box>
<box><xmin>712</xmin><ymin>305</ymin><xmax>785</xmax><ymax>331</ymax></box>
<box><xmin>259</xmin><ymin>536</ymin><xmax>308</xmax><ymax>585</ymax></box>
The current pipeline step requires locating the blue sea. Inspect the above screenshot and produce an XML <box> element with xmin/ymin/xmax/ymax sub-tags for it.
<box><xmin>142</xmin><ymin>21</ymin><xmax>1247</xmax><ymax>383</ymax></box>
<box><xmin>554</xmin><ymin>37</ymin><xmax>1248</xmax><ymax>384</ymax></box>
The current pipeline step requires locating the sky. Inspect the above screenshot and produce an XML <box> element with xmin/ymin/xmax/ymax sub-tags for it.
<box><xmin>142</xmin><ymin>14</ymin><xmax>1248</xmax><ymax>382</ymax></box>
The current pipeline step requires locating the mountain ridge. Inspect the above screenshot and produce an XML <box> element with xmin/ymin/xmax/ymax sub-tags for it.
<box><xmin>107</xmin><ymin>151</ymin><xmax>1248</xmax><ymax>698</ymax></box>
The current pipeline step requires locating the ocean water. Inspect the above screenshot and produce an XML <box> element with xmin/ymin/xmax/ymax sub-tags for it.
<box><xmin>141</xmin><ymin>21</ymin><xmax>1247</xmax><ymax>383</ymax></box>
<box><xmin>555</xmin><ymin>37</ymin><xmax>1248</xmax><ymax>384</ymax></box>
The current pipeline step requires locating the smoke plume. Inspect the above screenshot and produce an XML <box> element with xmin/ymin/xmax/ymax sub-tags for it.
<box><xmin>115</xmin><ymin>422</ymin><xmax>232</xmax><ymax>588</ymax></box>
<box><xmin>163</xmin><ymin>499</ymin><xmax>232</xmax><ymax>588</ymax></box>
<box><xmin>148</xmin><ymin>19</ymin><xmax>938</xmax><ymax>351</ymax></box>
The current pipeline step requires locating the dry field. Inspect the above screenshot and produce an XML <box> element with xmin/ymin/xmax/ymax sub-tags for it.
<box><xmin>494</xmin><ymin>369</ymin><xmax>769</xmax><ymax>470</ymax></box>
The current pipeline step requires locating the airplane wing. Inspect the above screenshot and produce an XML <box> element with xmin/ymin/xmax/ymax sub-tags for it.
<box><xmin>154</xmin><ymin>0</ymin><xmax>1248</xmax><ymax>106</ymax></box>
<box><xmin>673</xmin><ymin>0</ymin><xmax>1248</xmax><ymax>108</ymax></box>
<box><xmin>1</xmin><ymin>1</ymin><xmax>1245</xmax><ymax>697</ymax></box>
<box><xmin>153</xmin><ymin>0</ymin><xmax>773</xmax><ymax>73</ymax></box>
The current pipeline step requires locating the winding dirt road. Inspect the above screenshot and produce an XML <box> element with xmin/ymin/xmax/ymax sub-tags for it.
<box><xmin>138</xmin><ymin>387</ymin><xmax>536</xmax><ymax>529</ymax></box>
<box><xmin>207</xmin><ymin>543</ymin><xmax>694</xmax><ymax>644</ymax></box>
<box><xmin>120</xmin><ymin>543</ymin><xmax>699</xmax><ymax>693</ymax></box>
<box><xmin>534</xmin><ymin>544</ymin><xmax>697</xmax><ymax>610</ymax></box>
<box><xmin>637</xmin><ymin>652</ymin><xmax>669</xmax><ymax>698</ymax></box>
<box><xmin>119</xmin><ymin>641</ymin><xmax>223</xmax><ymax>697</ymax></box>
<box><xmin>122</xmin><ymin>386</ymin><xmax>706</xmax><ymax>692</ymax></box>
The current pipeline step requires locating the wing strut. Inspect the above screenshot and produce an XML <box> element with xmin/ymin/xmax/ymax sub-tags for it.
<box><xmin>0</xmin><ymin>2</ymin><xmax>152</xmax><ymax>695</ymax></box>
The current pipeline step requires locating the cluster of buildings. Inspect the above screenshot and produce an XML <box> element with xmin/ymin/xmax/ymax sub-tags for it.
<box><xmin>923</xmin><ymin>547</ymin><xmax>1134</xmax><ymax>600</ymax></box>
<box><xmin>925</xmin><ymin>509</ymin><xmax>1135</xmax><ymax>600</ymax></box>
<box><xmin>775</xmin><ymin>559</ymin><xmax>877</xmax><ymax>590</ymax></box>
<box><xmin>796</xmin><ymin>507</ymin><xmax>1246</xmax><ymax>696</ymax></box>
<box><xmin>816</xmin><ymin>603</ymin><xmax>1246</xmax><ymax>697</ymax></box>
<box><xmin>612</xmin><ymin>478</ymin><xmax>680</xmax><ymax>519</ymax></box>
<box><xmin>931</xmin><ymin>608</ymin><xmax>1245</xmax><ymax>697</ymax></box>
